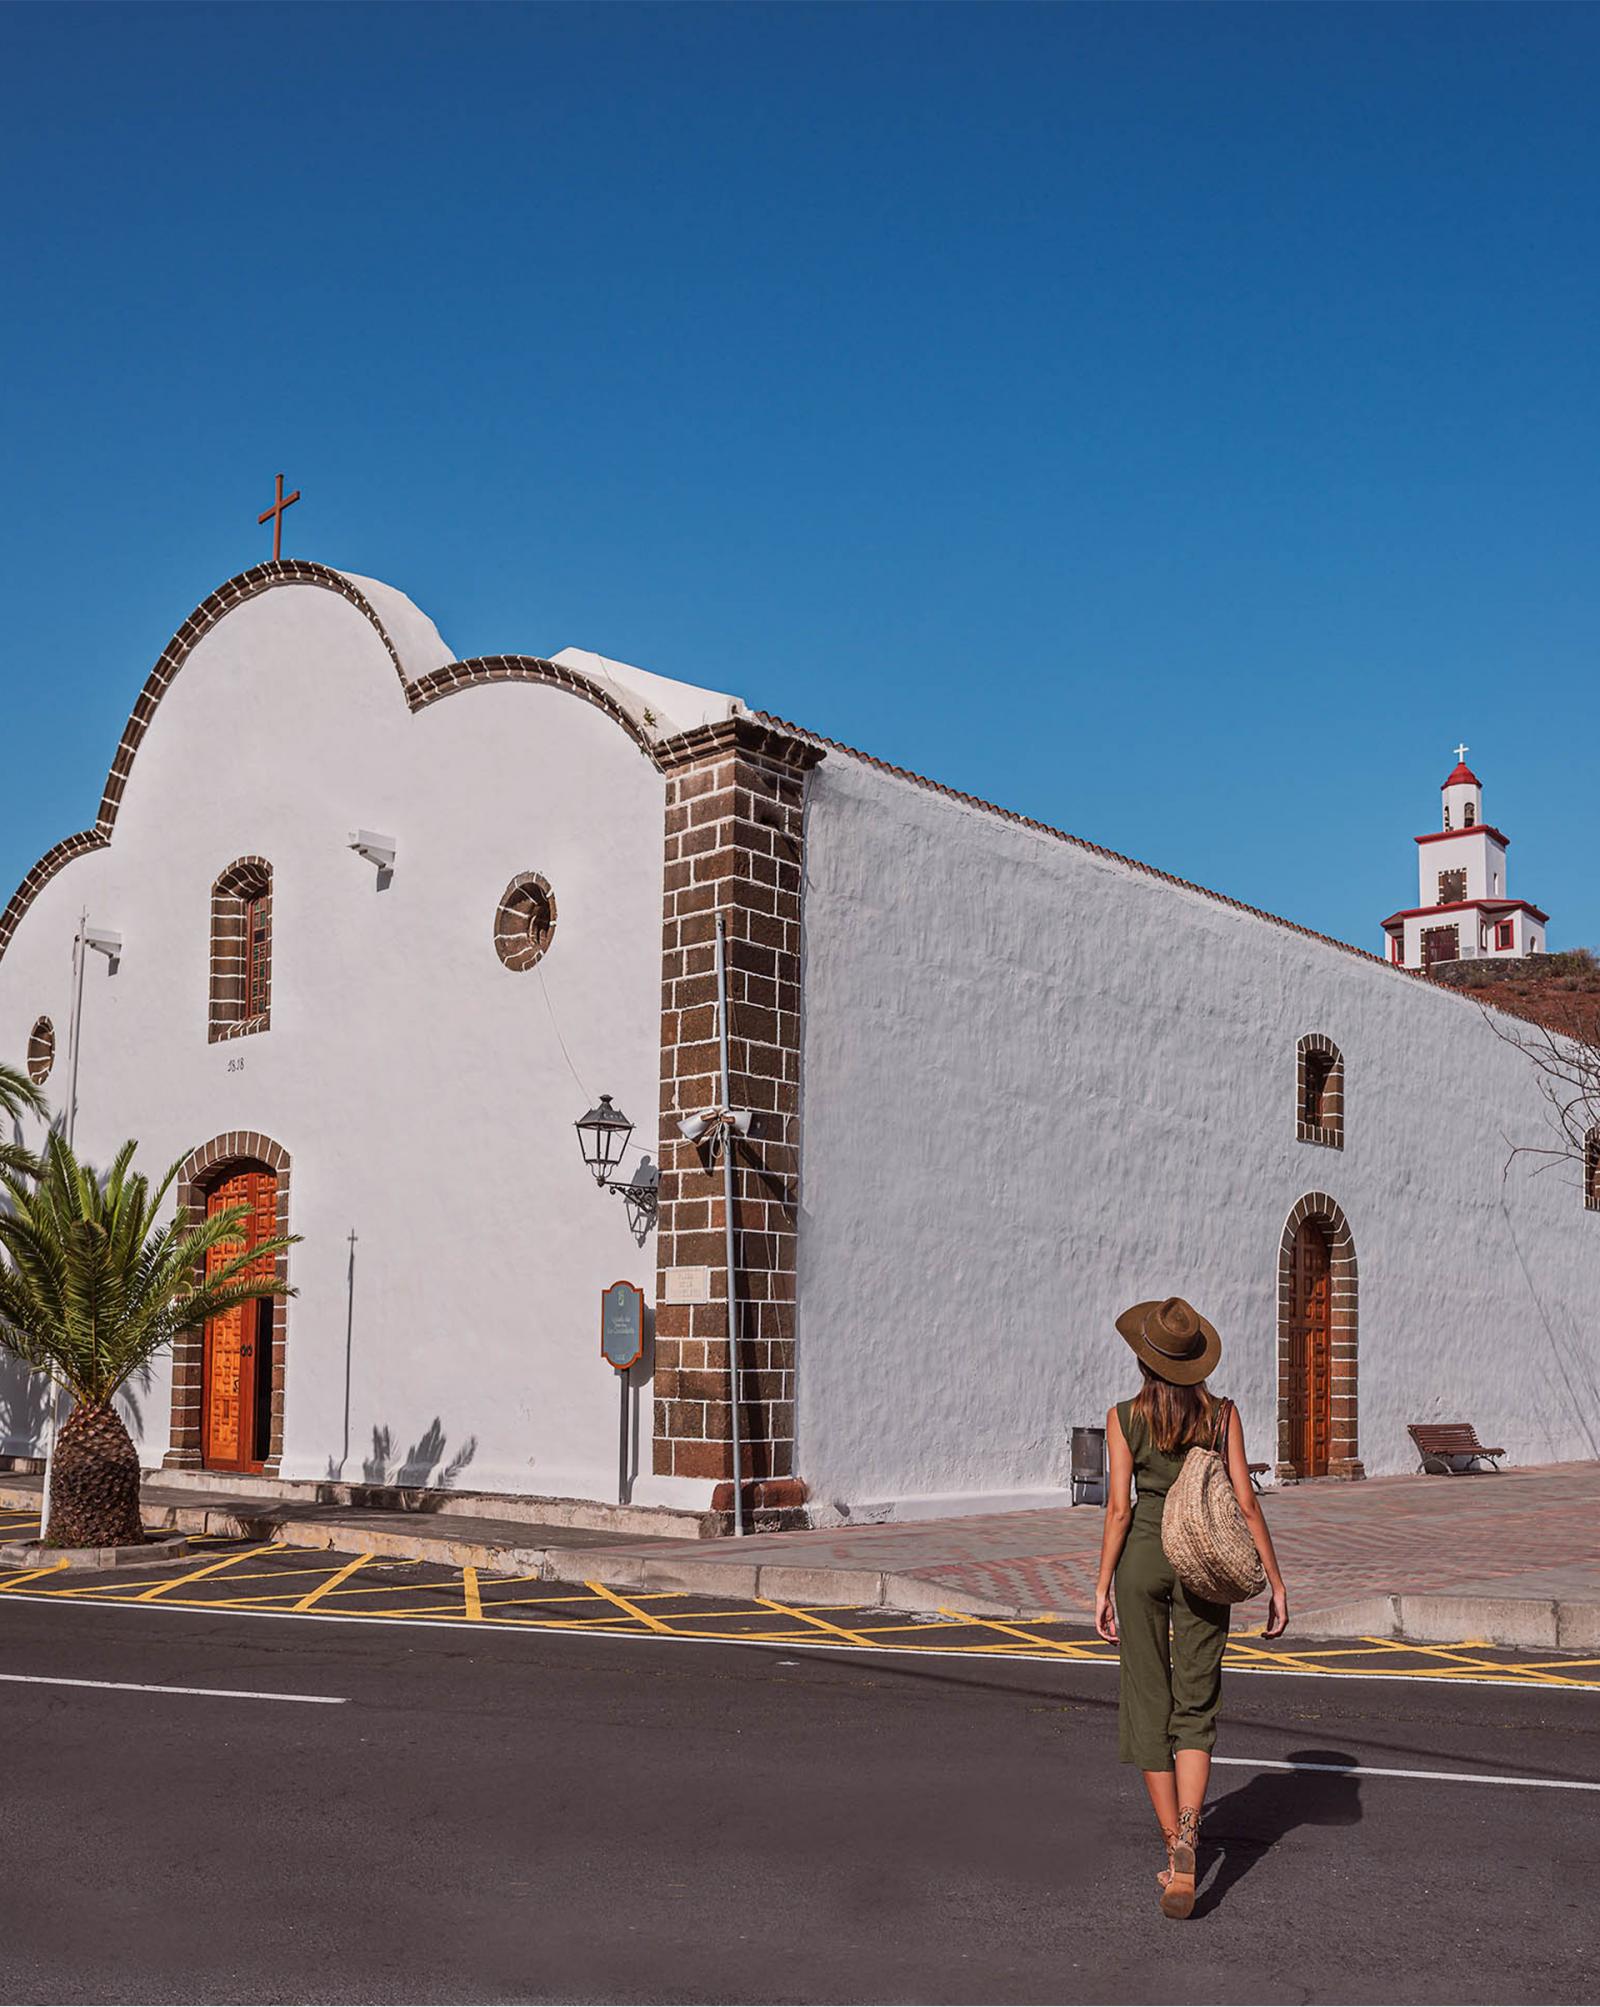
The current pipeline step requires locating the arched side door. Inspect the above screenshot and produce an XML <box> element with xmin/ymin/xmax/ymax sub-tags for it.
<box><xmin>1286</xmin><ymin>1217</ymin><xmax>1333</xmax><ymax>1478</ymax></box>
<box><xmin>200</xmin><ymin>1168</ymin><xmax>279</xmax><ymax>1472</ymax></box>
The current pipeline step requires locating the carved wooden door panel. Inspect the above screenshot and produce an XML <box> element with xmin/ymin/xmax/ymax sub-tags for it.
<box><xmin>202</xmin><ymin>1170</ymin><xmax>275</xmax><ymax>1472</ymax></box>
<box><xmin>1290</xmin><ymin>1220</ymin><xmax>1333</xmax><ymax>1477</ymax></box>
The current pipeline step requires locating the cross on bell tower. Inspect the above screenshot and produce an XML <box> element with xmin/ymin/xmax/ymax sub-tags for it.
<box><xmin>257</xmin><ymin>472</ymin><xmax>301</xmax><ymax>562</ymax></box>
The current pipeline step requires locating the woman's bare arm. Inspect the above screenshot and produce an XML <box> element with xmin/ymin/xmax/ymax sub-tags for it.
<box><xmin>1224</xmin><ymin>1404</ymin><xmax>1289</xmax><ymax>1637</ymax></box>
<box><xmin>1093</xmin><ymin>1404</ymin><xmax>1134</xmax><ymax>1642</ymax></box>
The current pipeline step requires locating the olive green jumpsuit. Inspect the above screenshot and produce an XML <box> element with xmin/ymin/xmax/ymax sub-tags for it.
<box><xmin>1113</xmin><ymin>1397</ymin><xmax>1231</xmax><ymax>1772</ymax></box>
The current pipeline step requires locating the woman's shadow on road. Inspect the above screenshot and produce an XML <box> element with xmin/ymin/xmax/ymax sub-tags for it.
<box><xmin>1197</xmin><ymin>1750</ymin><xmax>1363</xmax><ymax>1916</ymax></box>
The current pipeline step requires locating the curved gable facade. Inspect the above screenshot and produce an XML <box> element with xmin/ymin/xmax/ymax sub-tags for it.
<box><xmin>0</xmin><ymin>572</ymin><xmax>671</xmax><ymax>1503</ymax></box>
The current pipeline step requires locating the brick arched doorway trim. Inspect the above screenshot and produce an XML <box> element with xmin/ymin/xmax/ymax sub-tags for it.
<box><xmin>1276</xmin><ymin>1192</ymin><xmax>1364</xmax><ymax>1481</ymax></box>
<box><xmin>164</xmin><ymin>1132</ymin><xmax>291</xmax><ymax>1476</ymax></box>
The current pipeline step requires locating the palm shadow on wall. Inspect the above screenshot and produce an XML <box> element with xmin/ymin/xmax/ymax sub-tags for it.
<box><xmin>325</xmin><ymin>1417</ymin><xmax>478</xmax><ymax>1489</ymax></box>
<box><xmin>0</xmin><ymin>1360</ymin><xmax>49</xmax><ymax>1458</ymax></box>
<box><xmin>1196</xmin><ymin>1750</ymin><xmax>1363</xmax><ymax>1915</ymax></box>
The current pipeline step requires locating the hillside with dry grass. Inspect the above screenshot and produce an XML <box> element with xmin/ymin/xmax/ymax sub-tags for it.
<box><xmin>1430</xmin><ymin>947</ymin><xmax>1600</xmax><ymax>1040</ymax></box>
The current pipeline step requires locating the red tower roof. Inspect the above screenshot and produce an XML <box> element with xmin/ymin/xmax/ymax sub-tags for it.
<box><xmin>1441</xmin><ymin>760</ymin><xmax>1481</xmax><ymax>789</ymax></box>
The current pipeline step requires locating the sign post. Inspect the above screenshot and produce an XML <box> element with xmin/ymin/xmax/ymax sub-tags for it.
<box><xmin>601</xmin><ymin>1282</ymin><xmax>645</xmax><ymax>1505</ymax></box>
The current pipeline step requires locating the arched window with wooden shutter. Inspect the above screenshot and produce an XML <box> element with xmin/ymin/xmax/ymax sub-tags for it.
<box><xmin>209</xmin><ymin>857</ymin><xmax>273</xmax><ymax>1041</ymax></box>
<box><xmin>1296</xmin><ymin>1033</ymin><xmax>1345</xmax><ymax>1149</ymax></box>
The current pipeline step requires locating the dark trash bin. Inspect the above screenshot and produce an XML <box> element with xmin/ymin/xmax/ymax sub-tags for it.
<box><xmin>1070</xmin><ymin>1424</ymin><xmax>1107</xmax><ymax>1506</ymax></box>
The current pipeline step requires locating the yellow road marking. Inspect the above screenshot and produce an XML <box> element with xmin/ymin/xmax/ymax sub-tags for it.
<box><xmin>1222</xmin><ymin>1636</ymin><xmax>1357</xmax><ymax>1677</ymax></box>
<box><xmin>10</xmin><ymin>1539</ymin><xmax>1597</xmax><ymax>1686</ymax></box>
<box><xmin>756</xmin><ymin>1599</ymin><xmax>887</xmax><ymax>1648</ymax></box>
<box><xmin>133</xmin><ymin>1544</ymin><xmax>277</xmax><ymax>1601</ymax></box>
<box><xmin>160</xmin><ymin>1590</ymin><xmax>328</xmax><ymax>1610</ymax></box>
<box><xmin>940</xmin><ymin>1611</ymin><xmax>1108</xmax><ymax>1660</ymax></box>
<box><xmin>1350</xmin><ymin>1634</ymin><xmax>1575</xmax><ymax>1686</ymax></box>
<box><xmin>291</xmin><ymin>1552</ymin><xmax>373</xmax><ymax>1613</ymax></box>
<box><xmin>0</xmin><ymin>1560</ymin><xmax>70</xmax><ymax>1591</ymax></box>
<box><xmin>583</xmin><ymin>1580</ymin><xmax>677</xmax><ymax>1633</ymax></box>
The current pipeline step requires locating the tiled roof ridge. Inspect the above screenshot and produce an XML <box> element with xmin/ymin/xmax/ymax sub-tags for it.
<box><xmin>754</xmin><ymin>708</ymin><xmax>1492</xmax><ymax>1011</ymax></box>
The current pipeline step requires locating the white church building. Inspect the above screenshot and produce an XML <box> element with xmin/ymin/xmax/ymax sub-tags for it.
<box><xmin>1</xmin><ymin>559</ymin><xmax>1596</xmax><ymax>1525</ymax></box>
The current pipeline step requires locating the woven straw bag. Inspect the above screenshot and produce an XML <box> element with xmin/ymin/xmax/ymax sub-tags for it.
<box><xmin>1161</xmin><ymin>1399</ymin><xmax>1266</xmax><ymax>1604</ymax></box>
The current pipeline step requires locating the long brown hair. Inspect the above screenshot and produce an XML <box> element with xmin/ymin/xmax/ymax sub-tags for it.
<box><xmin>1132</xmin><ymin>1366</ymin><xmax>1219</xmax><ymax>1454</ymax></box>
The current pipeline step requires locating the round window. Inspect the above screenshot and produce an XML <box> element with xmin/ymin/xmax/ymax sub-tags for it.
<box><xmin>494</xmin><ymin>873</ymin><xmax>557</xmax><ymax>972</ymax></box>
<box><xmin>27</xmin><ymin>1015</ymin><xmax>55</xmax><ymax>1085</ymax></box>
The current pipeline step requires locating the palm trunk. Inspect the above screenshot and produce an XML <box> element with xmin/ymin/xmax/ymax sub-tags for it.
<box><xmin>46</xmin><ymin>1397</ymin><xmax>144</xmax><ymax>1548</ymax></box>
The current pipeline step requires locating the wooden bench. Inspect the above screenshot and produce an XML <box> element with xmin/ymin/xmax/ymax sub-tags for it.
<box><xmin>1248</xmin><ymin>1462</ymin><xmax>1269</xmax><ymax>1493</ymax></box>
<box><xmin>1407</xmin><ymin>1423</ymin><xmax>1507</xmax><ymax>1475</ymax></box>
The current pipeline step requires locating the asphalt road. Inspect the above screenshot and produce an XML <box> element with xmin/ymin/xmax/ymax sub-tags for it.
<box><xmin>0</xmin><ymin>1596</ymin><xmax>1594</xmax><ymax>2005</ymax></box>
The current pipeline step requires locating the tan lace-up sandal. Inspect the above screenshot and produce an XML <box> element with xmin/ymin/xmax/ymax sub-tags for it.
<box><xmin>1159</xmin><ymin>1807</ymin><xmax>1199</xmax><ymax>1918</ymax></box>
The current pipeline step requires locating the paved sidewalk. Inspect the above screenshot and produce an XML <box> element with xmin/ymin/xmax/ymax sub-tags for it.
<box><xmin>4</xmin><ymin>1461</ymin><xmax>1597</xmax><ymax>1648</ymax></box>
<box><xmin>563</xmin><ymin>1460</ymin><xmax>1600</xmax><ymax>1648</ymax></box>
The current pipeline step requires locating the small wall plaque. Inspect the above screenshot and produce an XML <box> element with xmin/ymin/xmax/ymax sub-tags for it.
<box><xmin>600</xmin><ymin>1281</ymin><xmax>645</xmax><ymax>1372</ymax></box>
<box><xmin>663</xmin><ymin>1265</ymin><xmax>713</xmax><ymax>1305</ymax></box>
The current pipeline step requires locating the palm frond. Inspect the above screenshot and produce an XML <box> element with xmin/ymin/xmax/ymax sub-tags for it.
<box><xmin>0</xmin><ymin>1060</ymin><xmax>48</xmax><ymax>1130</ymax></box>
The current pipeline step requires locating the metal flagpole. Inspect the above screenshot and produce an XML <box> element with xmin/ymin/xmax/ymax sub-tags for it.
<box><xmin>714</xmin><ymin>913</ymin><xmax>746</xmax><ymax>1538</ymax></box>
<box><xmin>40</xmin><ymin>913</ymin><xmax>90</xmax><ymax>1535</ymax></box>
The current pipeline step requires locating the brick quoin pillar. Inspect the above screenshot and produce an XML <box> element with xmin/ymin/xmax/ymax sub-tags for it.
<box><xmin>651</xmin><ymin>717</ymin><xmax>824</xmax><ymax>1529</ymax></box>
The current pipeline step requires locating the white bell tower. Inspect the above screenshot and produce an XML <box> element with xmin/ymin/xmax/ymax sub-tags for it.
<box><xmin>1380</xmin><ymin>749</ymin><xmax>1550</xmax><ymax>972</ymax></box>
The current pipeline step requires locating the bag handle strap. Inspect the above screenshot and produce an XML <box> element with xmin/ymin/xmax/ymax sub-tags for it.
<box><xmin>1211</xmin><ymin>1397</ymin><xmax>1234</xmax><ymax>1459</ymax></box>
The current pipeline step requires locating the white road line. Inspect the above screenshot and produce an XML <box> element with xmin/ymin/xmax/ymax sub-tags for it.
<box><xmin>0</xmin><ymin>1671</ymin><xmax>346</xmax><ymax>1705</ymax></box>
<box><xmin>1213</xmin><ymin>1755</ymin><xmax>1600</xmax><ymax>1792</ymax></box>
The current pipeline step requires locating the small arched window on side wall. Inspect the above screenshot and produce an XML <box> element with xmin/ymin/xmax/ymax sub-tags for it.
<box><xmin>209</xmin><ymin>858</ymin><xmax>272</xmax><ymax>1042</ymax></box>
<box><xmin>1296</xmin><ymin>1033</ymin><xmax>1344</xmax><ymax>1149</ymax></box>
<box><xmin>1585</xmin><ymin>1128</ymin><xmax>1600</xmax><ymax>1214</ymax></box>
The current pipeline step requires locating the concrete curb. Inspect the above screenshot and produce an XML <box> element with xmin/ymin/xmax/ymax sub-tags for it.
<box><xmin>0</xmin><ymin>1535</ymin><xmax>194</xmax><ymax>1572</ymax></box>
<box><xmin>1295</xmin><ymin>1592</ymin><xmax>1600</xmax><ymax>1653</ymax></box>
<box><xmin>569</xmin><ymin>1549</ymin><xmax>1024</xmax><ymax>1617</ymax></box>
<box><xmin>6</xmin><ymin>1474</ymin><xmax>1595</xmax><ymax>1649</ymax></box>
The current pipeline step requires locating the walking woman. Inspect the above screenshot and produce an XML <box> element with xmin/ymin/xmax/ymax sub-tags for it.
<box><xmin>1092</xmin><ymin>1296</ymin><xmax>1289</xmax><ymax>1918</ymax></box>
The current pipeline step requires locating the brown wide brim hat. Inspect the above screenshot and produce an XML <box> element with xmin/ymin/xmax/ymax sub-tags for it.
<box><xmin>1115</xmin><ymin>1295</ymin><xmax>1222</xmax><ymax>1386</ymax></box>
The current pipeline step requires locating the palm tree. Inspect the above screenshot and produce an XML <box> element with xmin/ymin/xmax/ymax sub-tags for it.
<box><xmin>0</xmin><ymin>1132</ymin><xmax>296</xmax><ymax>1548</ymax></box>
<box><xmin>0</xmin><ymin>1058</ymin><xmax>47</xmax><ymax>1178</ymax></box>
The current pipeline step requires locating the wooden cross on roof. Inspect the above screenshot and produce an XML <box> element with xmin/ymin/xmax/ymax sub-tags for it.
<box><xmin>257</xmin><ymin>472</ymin><xmax>300</xmax><ymax>561</ymax></box>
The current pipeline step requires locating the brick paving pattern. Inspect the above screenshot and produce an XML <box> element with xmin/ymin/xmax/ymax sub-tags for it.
<box><xmin>575</xmin><ymin>1460</ymin><xmax>1600</xmax><ymax>1621</ymax></box>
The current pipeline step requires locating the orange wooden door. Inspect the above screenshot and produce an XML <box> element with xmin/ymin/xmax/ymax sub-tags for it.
<box><xmin>1288</xmin><ymin>1220</ymin><xmax>1332</xmax><ymax>1477</ymax></box>
<box><xmin>201</xmin><ymin>1171</ymin><xmax>276</xmax><ymax>1472</ymax></box>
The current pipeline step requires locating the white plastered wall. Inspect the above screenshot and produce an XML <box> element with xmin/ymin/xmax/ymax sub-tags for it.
<box><xmin>0</xmin><ymin>582</ymin><xmax>665</xmax><ymax>1500</ymax></box>
<box><xmin>795</xmin><ymin>752</ymin><xmax>1600</xmax><ymax>1516</ymax></box>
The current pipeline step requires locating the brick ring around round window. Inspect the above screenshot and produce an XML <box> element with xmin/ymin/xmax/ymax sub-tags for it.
<box><xmin>494</xmin><ymin>873</ymin><xmax>558</xmax><ymax>972</ymax></box>
<box><xmin>27</xmin><ymin>1015</ymin><xmax>55</xmax><ymax>1085</ymax></box>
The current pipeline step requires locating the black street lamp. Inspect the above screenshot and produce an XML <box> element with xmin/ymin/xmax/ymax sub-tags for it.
<box><xmin>575</xmin><ymin>1094</ymin><xmax>633</xmax><ymax>1185</ymax></box>
<box><xmin>574</xmin><ymin>1095</ymin><xmax>658</xmax><ymax>1233</ymax></box>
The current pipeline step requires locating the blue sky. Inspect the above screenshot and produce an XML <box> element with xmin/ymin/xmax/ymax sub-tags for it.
<box><xmin>3</xmin><ymin>2</ymin><xmax>1595</xmax><ymax>954</ymax></box>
